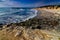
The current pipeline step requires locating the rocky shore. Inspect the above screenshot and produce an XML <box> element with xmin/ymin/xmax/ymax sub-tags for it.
<box><xmin>0</xmin><ymin>7</ymin><xmax>60</xmax><ymax>40</ymax></box>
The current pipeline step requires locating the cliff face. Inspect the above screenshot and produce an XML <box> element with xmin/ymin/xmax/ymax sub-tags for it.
<box><xmin>36</xmin><ymin>5</ymin><xmax>60</xmax><ymax>14</ymax></box>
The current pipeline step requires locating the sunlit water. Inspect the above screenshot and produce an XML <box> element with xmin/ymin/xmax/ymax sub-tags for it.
<box><xmin>0</xmin><ymin>7</ymin><xmax>38</xmax><ymax>24</ymax></box>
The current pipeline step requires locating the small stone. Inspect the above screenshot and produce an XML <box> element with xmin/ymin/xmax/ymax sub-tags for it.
<box><xmin>15</xmin><ymin>31</ymin><xmax>22</xmax><ymax>37</ymax></box>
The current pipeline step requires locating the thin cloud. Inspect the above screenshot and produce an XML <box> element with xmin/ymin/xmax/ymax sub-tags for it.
<box><xmin>0</xmin><ymin>0</ymin><xmax>22</xmax><ymax>7</ymax></box>
<box><xmin>0</xmin><ymin>0</ymin><xmax>60</xmax><ymax>7</ymax></box>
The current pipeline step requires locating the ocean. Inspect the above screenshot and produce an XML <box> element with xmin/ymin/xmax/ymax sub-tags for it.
<box><xmin>0</xmin><ymin>7</ymin><xmax>38</xmax><ymax>24</ymax></box>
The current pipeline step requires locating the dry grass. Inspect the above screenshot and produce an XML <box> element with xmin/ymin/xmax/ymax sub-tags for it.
<box><xmin>0</xmin><ymin>28</ymin><xmax>60</xmax><ymax>40</ymax></box>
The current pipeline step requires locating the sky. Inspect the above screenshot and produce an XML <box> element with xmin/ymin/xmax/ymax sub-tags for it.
<box><xmin>0</xmin><ymin>0</ymin><xmax>60</xmax><ymax>7</ymax></box>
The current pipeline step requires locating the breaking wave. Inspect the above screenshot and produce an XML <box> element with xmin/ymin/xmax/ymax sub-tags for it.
<box><xmin>0</xmin><ymin>7</ymin><xmax>38</xmax><ymax>24</ymax></box>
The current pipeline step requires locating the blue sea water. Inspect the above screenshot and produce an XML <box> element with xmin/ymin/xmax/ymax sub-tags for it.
<box><xmin>0</xmin><ymin>7</ymin><xmax>37</xmax><ymax>24</ymax></box>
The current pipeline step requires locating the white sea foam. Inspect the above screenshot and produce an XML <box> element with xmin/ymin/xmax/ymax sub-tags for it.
<box><xmin>0</xmin><ymin>8</ymin><xmax>38</xmax><ymax>24</ymax></box>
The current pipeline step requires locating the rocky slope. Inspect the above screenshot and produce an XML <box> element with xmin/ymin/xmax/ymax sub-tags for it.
<box><xmin>0</xmin><ymin>6</ymin><xmax>60</xmax><ymax>40</ymax></box>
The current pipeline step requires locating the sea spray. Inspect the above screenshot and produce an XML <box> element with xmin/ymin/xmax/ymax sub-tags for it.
<box><xmin>22</xmin><ymin>9</ymin><xmax>38</xmax><ymax>21</ymax></box>
<box><xmin>0</xmin><ymin>8</ymin><xmax>38</xmax><ymax>24</ymax></box>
